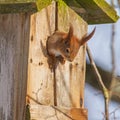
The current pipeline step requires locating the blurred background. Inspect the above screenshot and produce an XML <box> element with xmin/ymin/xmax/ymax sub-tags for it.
<box><xmin>85</xmin><ymin>0</ymin><xmax>120</xmax><ymax>119</ymax></box>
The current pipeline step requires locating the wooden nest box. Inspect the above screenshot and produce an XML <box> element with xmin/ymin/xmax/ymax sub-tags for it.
<box><xmin>0</xmin><ymin>0</ymin><xmax>119</xmax><ymax>120</ymax></box>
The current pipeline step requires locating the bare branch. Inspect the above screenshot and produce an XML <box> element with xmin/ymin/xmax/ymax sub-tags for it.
<box><xmin>118</xmin><ymin>0</ymin><xmax>120</xmax><ymax>13</ymax></box>
<box><xmin>110</xmin><ymin>105</ymin><xmax>120</xmax><ymax>115</ymax></box>
<box><xmin>109</xmin><ymin>0</ymin><xmax>116</xmax><ymax>98</ymax></box>
<box><xmin>86</xmin><ymin>44</ymin><xmax>109</xmax><ymax>120</ymax></box>
<box><xmin>86</xmin><ymin>45</ymin><xmax>107</xmax><ymax>91</ymax></box>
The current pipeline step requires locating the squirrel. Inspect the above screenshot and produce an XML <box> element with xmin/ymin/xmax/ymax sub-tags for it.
<box><xmin>46</xmin><ymin>25</ymin><xmax>96</xmax><ymax>69</ymax></box>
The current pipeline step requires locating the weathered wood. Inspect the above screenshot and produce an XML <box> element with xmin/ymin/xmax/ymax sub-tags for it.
<box><xmin>0</xmin><ymin>2</ymin><xmax>36</xmax><ymax>14</ymax></box>
<box><xmin>27</xmin><ymin>1</ymin><xmax>87</xmax><ymax>119</ymax></box>
<box><xmin>27</xmin><ymin>2</ymin><xmax>56</xmax><ymax>106</ymax></box>
<box><xmin>0</xmin><ymin>0</ymin><xmax>119</xmax><ymax>24</ymax></box>
<box><xmin>70</xmin><ymin>108</ymin><xmax>88</xmax><ymax>120</ymax></box>
<box><xmin>29</xmin><ymin>105</ymin><xmax>88</xmax><ymax>120</ymax></box>
<box><xmin>0</xmin><ymin>13</ymin><xmax>30</xmax><ymax>120</ymax></box>
<box><xmin>57</xmin><ymin>0</ymin><xmax>87</xmax><ymax>108</ymax></box>
<box><xmin>0</xmin><ymin>0</ymin><xmax>52</xmax><ymax>13</ymax></box>
<box><xmin>63</xmin><ymin>0</ymin><xmax>119</xmax><ymax>24</ymax></box>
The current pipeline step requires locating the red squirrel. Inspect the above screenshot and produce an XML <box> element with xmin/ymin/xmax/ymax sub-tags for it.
<box><xmin>47</xmin><ymin>25</ymin><xmax>96</xmax><ymax>69</ymax></box>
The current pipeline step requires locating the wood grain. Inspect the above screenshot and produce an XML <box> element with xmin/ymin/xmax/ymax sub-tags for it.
<box><xmin>27</xmin><ymin>1</ymin><xmax>87</xmax><ymax>119</ymax></box>
<box><xmin>0</xmin><ymin>13</ymin><xmax>30</xmax><ymax>120</ymax></box>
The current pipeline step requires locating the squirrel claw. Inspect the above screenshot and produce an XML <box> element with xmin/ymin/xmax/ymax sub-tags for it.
<box><xmin>57</xmin><ymin>56</ymin><xmax>66</xmax><ymax>65</ymax></box>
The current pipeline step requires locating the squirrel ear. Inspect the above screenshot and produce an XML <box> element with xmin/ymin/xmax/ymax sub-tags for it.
<box><xmin>67</xmin><ymin>24</ymin><xmax>73</xmax><ymax>39</ymax></box>
<box><xmin>80</xmin><ymin>27</ymin><xmax>96</xmax><ymax>45</ymax></box>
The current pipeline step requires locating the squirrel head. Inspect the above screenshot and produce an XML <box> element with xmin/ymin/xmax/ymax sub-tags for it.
<box><xmin>58</xmin><ymin>25</ymin><xmax>96</xmax><ymax>62</ymax></box>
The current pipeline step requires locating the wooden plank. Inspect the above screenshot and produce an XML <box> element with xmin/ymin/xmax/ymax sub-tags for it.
<box><xmin>0</xmin><ymin>0</ymin><xmax>52</xmax><ymax>13</ymax></box>
<box><xmin>0</xmin><ymin>2</ymin><xmax>36</xmax><ymax>14</ymax></box>
<box><xmin>27</xmin><ymin>1</ymin><xmax>87</xmax><ymax>119</ymax></box>
<box><xmin>70</xmin><ymin>108</ymin><xmax>88</xmax><ymax>120</ymax></box>
<box><xmin>28</xmin><ymin>104</ymin><xmax>88</xmax><ymax>120</ymax></box>
<box><xmin>27</xmin><ymin>1</ymin><xmax>55</xmax><ymax>106</ymax></box>
<box><xmin>63</xmin><ymin>0</ymin><xmax>119</xmax><ymax>24</ymax></box>
<box><xmin>0</xmin><ymin>13</ymin><xmax>30</xmax><ymax>120</ymax></box>
<box><xmin>0</xmin><ymin>0</ymin><xmax>119</xmax><ymax>25</ymax></box>
<box><xmin>57</xmin><ymin>0</ymin><xmax>87</xmax><ymax>108</ymax></box>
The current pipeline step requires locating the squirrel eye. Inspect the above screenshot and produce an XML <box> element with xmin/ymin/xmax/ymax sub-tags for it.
<box><xmin>64</xmin><ymin>41</ymin><xmax>68</xmax><ymax>45</ymax></box>
<box><xmin>66</xmin><ymin>48</ymin><xmax>70</xmax><ymax>53</ymax></box>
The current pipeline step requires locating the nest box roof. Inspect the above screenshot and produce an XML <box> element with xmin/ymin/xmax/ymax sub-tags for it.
<box><xmin>0</xmin><ymin>0</ymin><xmax>119</xmax><ymax>24</ymax></box>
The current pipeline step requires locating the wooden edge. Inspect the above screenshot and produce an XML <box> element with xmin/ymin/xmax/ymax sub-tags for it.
<box><xmin>63</xmin><ymin>0</ymin><xmax>119</xmax><ymax>24</ymax></box>
<box><xmin>95</xmin><ymin>0</ymin><xmax>119</xmax><ymax>22</ymax></box>
<box><xmin>0</xmin><ymin>2</ymin><xmax>37</xmax><ymax>14</ymax></box>
<box><xmin>70</xmin><ymin>108</ymin><xmax>88</xmax><ymax>120</ymax></box>
<box><xmin>0</xmin><ymin>0</ymin><xmax>119</xmax><ymax>24</ymax></box>
<box><xmin>0</xmin><ymin>0</ymin><xmax>52</xmax><ymax>14</ymax></box>
<box><xmin>28</xmin><ymin>104</ymin><xmax>88</xmax><ymax>120</ymax></box>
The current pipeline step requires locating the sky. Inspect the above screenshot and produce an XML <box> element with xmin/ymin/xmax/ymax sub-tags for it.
<box><xmin>85</xmin><ymin>83</ymin><xmax>120</xmax><ymax>120</ymax></box>
<box><xmin>87</xmin><ymin>13</ymin><xmax>120</xmax><ymax>75</ymax></box>
<box><xmin>85</xmin><ymin>1</ymin><xmax>120</xmax><ymax>120</ymax></box>
<box><xmin>87</xmin><ymin>0</ymin><xmax>120</xmax><ymax>76</ymax></box>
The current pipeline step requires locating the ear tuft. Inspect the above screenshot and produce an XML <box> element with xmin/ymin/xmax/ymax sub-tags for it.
<box><xmin>67</xmin><ymin>23</ymin><xmax>73</xmax><ymax>39</ymax></box>
<box><xmin>80</xmin><ymin>27</ymin><xmax>96</xmax><ymax>45</ymax></box>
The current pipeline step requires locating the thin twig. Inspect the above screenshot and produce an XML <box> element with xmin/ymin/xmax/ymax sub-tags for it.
<box><xmin>86</xmin><ymin>44</ymin><xmax>107</xmax><ymax>91</ymax></box>
<box><xmin>86</xmin><ymin>44</ymin><xmax>109</xmax><ymax>120</ymax></box>
<box><xmin>27</xmin><ymin>94</ymin><xmax>75</xmax><ymax>120</ymax></box>
<box><xmin>110</xmin><ymin>106</ymin><xmax>120</xmax><ymax>115</ymax></box>
<box><xmin>109</xmin><ymin>105</ymin><xmax>120</xmax><ymax>115</ymax></box>
<box><xmin>109</xmin><ymin>0</ymin><xmax>116</xmax><ymax>98</ymax></box>
<box><xmin>118</xmin><ymin>0</ymin><xmax>120</xmax><ymax>13</ymax></box>
<box><xmin>109</xmin><ymin>105</ymin><xmax>120</xmax><ymax>120</ymax></box>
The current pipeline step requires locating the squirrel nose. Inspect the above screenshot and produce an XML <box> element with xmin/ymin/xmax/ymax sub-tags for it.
<box><xmin>68</xmin><ymin>58</ymin><xmax>73</xmax><ymax>62</ymax></box>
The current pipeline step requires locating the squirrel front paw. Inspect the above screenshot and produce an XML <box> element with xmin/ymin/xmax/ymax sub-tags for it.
<box><xmin>47</xmin><ymin>55</ymin><xmax>65</xmax><ymax>71</ymax></box>
<box><xmin>57</xmin><ymin>56</ymin><xmax>66</xmax><ymax>65</ymax></box>
<box><xmin>47</xmin><ymin>56</ymin><xmax>58</xmax><ymax>71</ymax></box>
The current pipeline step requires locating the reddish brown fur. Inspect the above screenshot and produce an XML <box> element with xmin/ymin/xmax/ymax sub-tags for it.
<box><xmin>69</xmin><ymin>35</ymin><xmax>80</xmax><ymax>61</ymax></box>
<box><xmin>47</xmin><ymin>25</ymin><xmax>96</xmax><ymax>65</ymax></box>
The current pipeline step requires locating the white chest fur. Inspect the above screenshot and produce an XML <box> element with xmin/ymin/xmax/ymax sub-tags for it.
<box><xmin>49</xmin><ymin>49</ymin><xmax>61</xmax><ymax>57</ymax></box>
